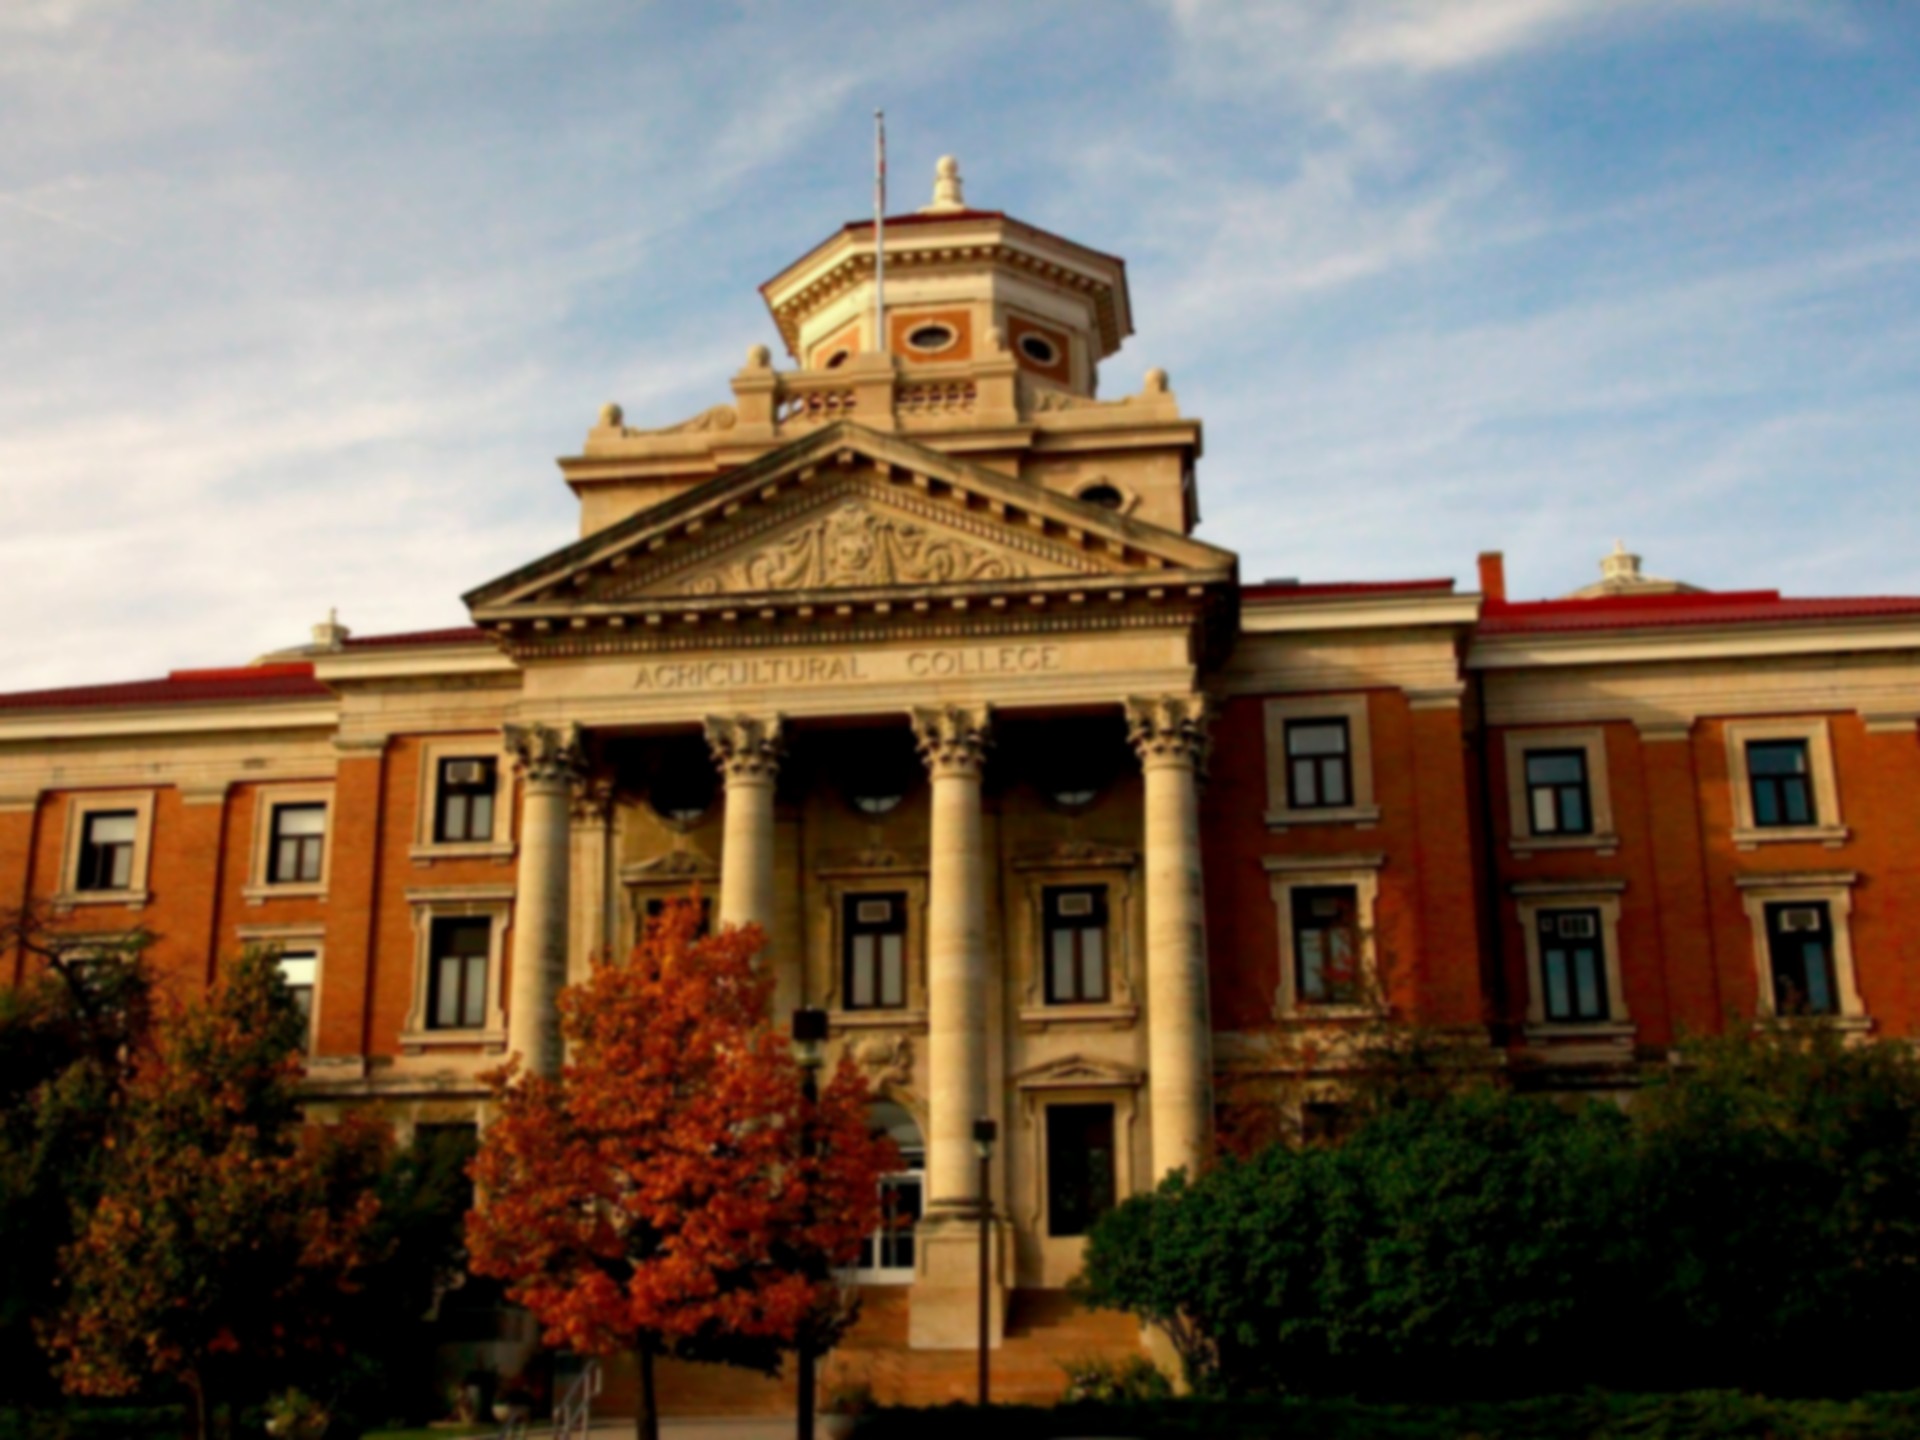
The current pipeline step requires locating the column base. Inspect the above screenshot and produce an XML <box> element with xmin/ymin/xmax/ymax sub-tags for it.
<box><xmin>907</xmin><ymin>1210</ymin><xmax>1008</xmax><ymax>1351</ymax></box>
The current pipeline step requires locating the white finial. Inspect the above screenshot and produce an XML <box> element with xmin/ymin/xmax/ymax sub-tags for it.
<box><xmin>921</xmin><ymin>154</ymin><xmax>966</xmax><ymax>214</ymax></box>
<box><xmin>311</xmin><ymin>608</ymin><xmax>349</xmax><ymax>652</ymax></box>
<box><xmin>1601</xmin><ymin>540</ymin><xmax>1642</xmax><ymax>585</ymax></box>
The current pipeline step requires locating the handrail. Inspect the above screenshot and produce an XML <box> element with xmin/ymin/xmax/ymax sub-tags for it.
<box><xmin>552</xmin><ymin>1357</ymin><xmax>602</xmax><ymax>1439</ymax></box>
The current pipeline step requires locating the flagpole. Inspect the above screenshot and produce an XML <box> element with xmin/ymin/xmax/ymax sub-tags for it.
<box><xmin>874</xmin><ymin>109</ymin><xmax>887</xmax><ymax>356</ymax></box>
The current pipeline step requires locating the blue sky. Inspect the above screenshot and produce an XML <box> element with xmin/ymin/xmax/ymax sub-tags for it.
<box><xmin>4</xmin><ymin>1</ymin><xmax>1919</xmax><ymax>688</ymax></box>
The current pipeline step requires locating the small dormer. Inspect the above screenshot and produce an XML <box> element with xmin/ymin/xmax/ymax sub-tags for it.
<box><xmin>759</xmin><ymin>157</ymin><xmax>1133</xmax><ymax>399</ymax></box>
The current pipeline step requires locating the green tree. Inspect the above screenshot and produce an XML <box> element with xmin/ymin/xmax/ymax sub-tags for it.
<box><xmin>1632</xmin><ymin>1024</ymin><xmax>1920</xmax><ymax>1392</ymax></box>
<box><xmin>41</xmin><ymin>949</ymin><xmax>389</xmax><ymax>1440</ymax></box>
<box><xmin>0</xmin><ymin>908</ymin><xmax>154</xmax><ymax>1406</ymax></box>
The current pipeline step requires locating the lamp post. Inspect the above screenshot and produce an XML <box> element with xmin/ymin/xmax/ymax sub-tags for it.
<box><xmin>972</xmin><ymin>1116</ymin><xmax>997</xmax><ymax>1409</ymax></box>
<box><xmin>792</xmin><ymin>1007</ymin><xmax>828</xmax><ymax>1440</ymax></box>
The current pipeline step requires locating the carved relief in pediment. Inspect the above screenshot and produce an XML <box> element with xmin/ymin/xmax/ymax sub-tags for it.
<box><xmin>678</xmin><ymin>498</ymin><xmax>1029</xmax><ymax>596</ymax></box>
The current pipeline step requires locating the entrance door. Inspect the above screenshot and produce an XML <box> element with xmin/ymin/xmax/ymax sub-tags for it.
<box><xmin>848</xmin><ymin>1101</ymin><xmax>924</xmax><ymax>1284</ymax></box>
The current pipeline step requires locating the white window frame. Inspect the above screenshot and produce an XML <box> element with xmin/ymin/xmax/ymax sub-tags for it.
<box><xmin>400</xmin><ymin>886</ymin><xmax>513</xmax><ymax>1049</ymax></box>
<box><xmin>1263</xmin><ymin>695</ymin><xmax>1380</xmax><ymax>830</ymax></box>
<box><xmin>54</xmin><ymin>791</ymin><xmax>158</xmax><ymax>910</ymax></box>
<box><xmin>1512</xmin><ymin>883</ymin><xmax>1631</xmax><ymax>1035</ymax></box>
<box><xmin>1504</xmin><ymin>727</ymin><xmax>1618</xmax><ymax>857</ymax></box>
<box><xmin>237</xmin><ymin>922</ymin><xmax>326</xmax><ymax>1055</ymax></box>
<box><xmin>1264</xmin><ymin>853</ymin><xmax>1385</xmax><ymax>1020</ymax></box>
<box><xmin>244</xmin><ymin>784</ymin><xmax>335</xmax><ymax>904</ymax></box>
<box><xmin>1736</xmin><ymin>872</ymin><xmax>1866</xmax><ymax>1028</ymax></box>
<box><xmin>1724</xmin><ymin>717</ymin><xmax>1848</xmax><ymax>850</ymax></box>
<box><xmin>815</xmin><ymin>872</ymin><xmax>929</xmax><ymax>1030</ymax></box>
<box><xmin>1014</xmin><ymin>859</ymin><xmax>1139</xmax><ymax>1030</ymax></box>
<box><xmin>412</xmin><ymin>736</ymin><xmax>516</xmax><ymax>863</ymax></box>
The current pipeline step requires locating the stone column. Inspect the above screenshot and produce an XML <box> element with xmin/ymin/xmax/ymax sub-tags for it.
<box><xmin>704</xmin><ymin>714</ymin><xmax>785</xmax><ymax>934</ymax></box>
<box><xmin>913</xmin><ymin>703</ymin><xmax>993</xmax><ymax>1211</ymax></box>
<box><xmin>504</xmin><ymin>722</ymin><xmax>585</xmax><ymax>1079</ymax></box>
<box><xmin>1127</xmin><ymin>695</ymin><xmax>1214</xmax><ymax>1179</ymax></box>
<box><xmin>908</xmin><ymin>704</ymin><xmax>1004</xmax><ymax>1350</ymax></box>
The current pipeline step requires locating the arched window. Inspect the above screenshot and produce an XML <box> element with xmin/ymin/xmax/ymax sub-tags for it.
<box><xmin>849</xmin><ymin>1102</ymin><xmax>924</xmax><ymax>1283</ymax></box>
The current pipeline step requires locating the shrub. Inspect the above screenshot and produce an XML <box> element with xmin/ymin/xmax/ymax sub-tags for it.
<box><xmin>1079</xmin><ymin>1027</ymin><xmax>1920</xmax><ymax>1399</ymax></box>
<box><xmin>1057</xmin><ymin>1354</ymin><xmax>1172</xmax><ymax>1404</ymax></box>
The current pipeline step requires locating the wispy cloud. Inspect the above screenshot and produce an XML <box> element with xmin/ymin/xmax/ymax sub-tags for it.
<box><xmin>1</xmin><ymin>2</ymin><xmax>1916</xmax><ymax>687</ymax></box>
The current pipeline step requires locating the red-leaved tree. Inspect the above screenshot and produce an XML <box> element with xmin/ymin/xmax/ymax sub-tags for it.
<box><xmin>467</xmin><ymin>902</ymin><xmax>895</xmax><ymax>1440</ymax></box>
<box><xmin>41</xmin><ymin>948</ymin><xmax>389</xmax><ymax>1440</ymax></box>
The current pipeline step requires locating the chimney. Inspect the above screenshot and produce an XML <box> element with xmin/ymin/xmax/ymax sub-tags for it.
<box><xmin>1477</xmin><ymin>552</ymin><xmax>1507</xmax><ymax>604</ymax></box>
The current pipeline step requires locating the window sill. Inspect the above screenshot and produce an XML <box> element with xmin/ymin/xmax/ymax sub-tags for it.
<box><xmin>1510</xmin><ymin>833</ymin><xmax>1619</xmax><ymax>858</ymax></box>
<box><xmin>243</xmin><ymin>884</ymin><xmax>327</xmax><ymax>906</ymax></box>
<box><xmin>829</xmin><ymin>1009</ymin><xmax>928</xmax><ymax>1033</ymax></box>
<box><xmin>399</xmin><ymin>1028</ymin><xmax>508</xmax><ymax>1053</ymax></box>
<box><xmin>1523</xmin><ymin>1021</ymin><xmax>1636</xmax><ymax>1043</ymax></box>
<box><xmin>1274</xmin><ymin>1002</ymin><xmax>1386</xmax><ymax>1024</ymax></box>
<box><xmin>50</xmin><ymin>889</ymin><xmax>150</xmax><ymax>912</ymax></box>
<box><xmin>1752</xmin><ymin>1013</ymin><xmax>1872</xmax><ymax>1034</ymax></box>
<box><xmin>410</xmin><ymin>841</ymin><xmax>517</xmax><ymax>865</ymax></box>
<box><xmin>1265</xmin><ymin>805</ymin><xmax>1381</xmax><ymax>833</ymax></box>
<box><xmin>1732</xmin><ymin>825</ymin><xmax>1849</xmax><ymax>850</ymax></box>
<box><xmin>1018</xmin><ymin>1002</ymin><xmax>1138</xmax><ymax>1031</ymax></box>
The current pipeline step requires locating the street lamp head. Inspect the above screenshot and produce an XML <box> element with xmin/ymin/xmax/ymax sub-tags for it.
<box><xmin>972</xmin><ymin>1116</ymin><xmax>998</xmax><ymax>1158</ymax></box>
<box><xmin>791</xmin><ymin>1007</ymin><xmax>829</xmax><ymax>1069</ymax></box>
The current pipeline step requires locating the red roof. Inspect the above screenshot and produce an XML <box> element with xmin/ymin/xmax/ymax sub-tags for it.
<box><xmin>1243</xmin><ymin>579</ymin><xmax>1458</xmax><ymax>602</ymax></box>
<box><xmin>0</xmin><ymin>663</ymin><xmax>331</xmax><ymax>713</ymax></box>
<box><xmin>341</xmin><ymin>626</ymin><xmax>490</xmax><ymax>649</ymax></box>
<box><xmin>1480</xmin><ymin>590</ymin><xmax>1920</xmax><ymax>636</ymax></box>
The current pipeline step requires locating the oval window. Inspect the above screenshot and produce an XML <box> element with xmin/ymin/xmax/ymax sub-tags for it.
<box><xmin>823</xmin><ymin>349</ymin><xmax>851</xmax><ymax>370</ymax></box>
<box><xmin>905</xmin><ymin>323</ymin><xmax>957</xmax><ymax>354</ymax></box>
<box><xmin>1079</xmin><ymin>483</ymin><xmax>1124</xmax><ymax>511</ymax></box>
<box><xmin>1018</xmin><ymin>333</ymin><xmax>1059</xmax><ymax>365</ymax></box>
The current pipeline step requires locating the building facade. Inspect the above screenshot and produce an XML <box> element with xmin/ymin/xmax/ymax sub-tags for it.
<box><xmin>7</xmin><ymin>159</ymin><xmax>1920</xmax><ymax>1352</ymax></box>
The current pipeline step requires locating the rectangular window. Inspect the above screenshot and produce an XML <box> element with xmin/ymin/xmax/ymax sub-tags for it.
<box><xmin>642</xmin><ymin>896</ymin><xmax>713</xmax><ymax>937</ymax></box>
<box><xmin>268</xmin><ymin>803</ymin><xmax>326</xmax><ymax>884</ymax></box>
<box><xmin>1044</xmin><ymin>886</ymin><xmax>1109</xmax><ymax>1004</ymax></box>
<box><xmin>1537</xmin><ymin>908</ymin><xmax>1608</xmax><ymax>1023</ymax></box>
<box><xmin>276</xmin><ymin>950</ymin><xmax>318</xmax><ymax>1041</ymax></box>
<box><xmin>843</xmin><ymin>893</ymin><xmax>907</xmax><ymax>1011</ymax></box>
<box><xmin>1291</xmin><ymin>886</ymin><xmax>1361</xmax><ymax>1006</ymax></box>
<box><xmin>1525</xmin><ymin>750</ymin><xmax>1593</xmax><ymax>836</ymax></box>
<box><xmin>1285</xmin><ymin>719</ymin><xmax>1352</xmax><ymax>810</ymax></box>
<box><xmin>1046</xmin><ymin>1103</ymin><xmax>1117</xmax><ymax>1238</ymax></box>
<box><xmin>76</xmin><ymin>810</ymin><xmax>137</xmax><ymax>892</ymax></box>
<box><xmin>427</xmin><ymin>917</ymin><xmax>490</xmax><ymax>1030</ymax></box>
<box><xmin>434</xmin><ymin>758</ymin><xmax>498</xmax><ymax>843</ymax></box>
<box><xmin>1748</xmin><ymin>740</ymin><xmax>1815</xmax><ymax>828</ymax></box>
<box><xmin>1765</xmin><ymin>901</ymin><xmax>1838</xmax><ymax>1016</ymax></box>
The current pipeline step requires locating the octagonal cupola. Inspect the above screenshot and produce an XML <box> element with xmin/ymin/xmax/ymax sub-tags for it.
<box><xmin>759</xmin><ymin>156</ymin><xmax>1134</xmax><ymax>397</ymax></box>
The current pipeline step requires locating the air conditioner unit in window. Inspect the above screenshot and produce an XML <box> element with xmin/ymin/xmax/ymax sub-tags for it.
<box><xmin>1778</xmin><ymin>907</ymin><xmax>1823</xmax><ymax>933</ymax></box>
<box><xmin>1555</xmin><ymin>913</ymin><xmax>1599</xmax><ymax>940</ymax></box>
<box><xmin>1057</xmin><ymin>893</ymin><xmax>1096</xmax><ymax>918</ymax></box>
<box><xmin>445</xmin><ymin>760</ymin><xmax>490</xmax><ymax>786</ymax></box>
<box><xmin>856</xmin><ymin>899</ymin><xmax>893</xmax><ymax>924</ymax></box>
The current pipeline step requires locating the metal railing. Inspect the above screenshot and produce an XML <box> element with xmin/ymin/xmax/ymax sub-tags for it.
<box><xmin>495</xmin><ymin>1357</ymin><xmax>600</xmax><ymax>1440</ymax></box>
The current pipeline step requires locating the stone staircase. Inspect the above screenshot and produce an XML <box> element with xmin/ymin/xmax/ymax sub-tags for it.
<box><xmin>596</xmin><ymin>1289</ymin><xmax>1146</xmax><ymax>1418</ymax></box>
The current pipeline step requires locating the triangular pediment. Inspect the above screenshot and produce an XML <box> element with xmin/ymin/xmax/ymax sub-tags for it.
<box><xmin>1012</xmin><ymin>1052</ymin><xmax>1144</xmax><ymax>1091</ymax></box>
<box><xmin>465</xmin><ymin>424</ymin><xmax>1234</xmax><ymax>627</ymax></box>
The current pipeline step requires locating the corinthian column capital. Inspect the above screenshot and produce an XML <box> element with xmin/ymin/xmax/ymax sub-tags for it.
<box><xmin>1126</xmin><ymin>694</ymin><xmax>1212</xmax><ymax>772</ymax></box>
<box><xmin>912</xmin><ymin>704</ymin><xmax>994</xmax><ymax>779</ymax></box>
<box><xmin>704</xmin><ymin>714</ymin><xmax>786</xmax><ymax>782</ymax></box>
<box><xmin>504</xmin><ymin>721</ymin><xmax>587</xmax><ymax>789</ymax></box>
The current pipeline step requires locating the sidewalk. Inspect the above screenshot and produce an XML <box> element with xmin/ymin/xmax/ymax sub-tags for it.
<box><xmin>587</xmin><ymin>1422</ymin><xmax>797</xmax><ymax>1440</ymax></box>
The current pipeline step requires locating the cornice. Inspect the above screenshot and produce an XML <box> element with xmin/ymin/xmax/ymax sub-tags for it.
<box><xmin>1241</xmin><ymin>593</ymin><xmax>1481</xmax><ymax>635</ymax></box>
<box><xmin>0</xmin><ymin>700</ymin><xmax>339</xmax><ymax>744</ymax></box>
<box><xmin>1468</xmin><ymin>618</ymin><xmax>1920</xmax><ymax>671</ymax></box>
